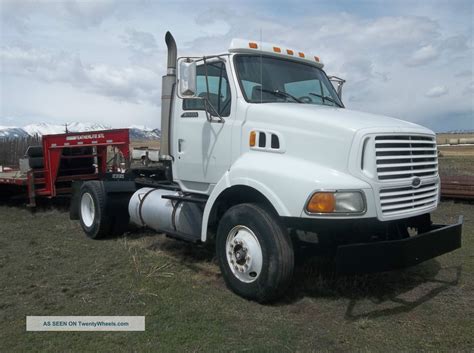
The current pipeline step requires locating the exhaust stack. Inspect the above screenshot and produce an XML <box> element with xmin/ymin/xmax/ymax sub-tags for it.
<box><xmin>159</xmin><ymin>31</ymin><xmax>177</xmax><ymax>160</ymax></box>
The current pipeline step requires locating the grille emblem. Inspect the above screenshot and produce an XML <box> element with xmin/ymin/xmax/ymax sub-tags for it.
<box><xmin>412</xmin><ymin>177</ymin><xmax>421</xmax><ymax>188</ymax></box>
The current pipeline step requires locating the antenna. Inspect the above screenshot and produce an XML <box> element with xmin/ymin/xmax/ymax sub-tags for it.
<box><xmin>65</xmin><ymin>123</ymin><xmax>69</xmax><ymax>133</ymax></box>
<box><xmin>260</xmin><ymin>28</ymin><xmax>263</xmax><ymax>103</ymax></box>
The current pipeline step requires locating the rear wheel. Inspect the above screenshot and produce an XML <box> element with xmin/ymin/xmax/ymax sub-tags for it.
<box><xmin>216</xmin><ymin>203</ymin><xmax>294</xmax><ymax>303</ymax></box>
<box><xmin>79</xmin><ymin>181</ymin><xmax>112</xmax><ymax>239</ymax></box>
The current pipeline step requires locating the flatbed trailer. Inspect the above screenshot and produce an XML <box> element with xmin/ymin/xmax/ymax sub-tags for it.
<box><xmin>0</xmin><ymin>129</ymin><xmax>130</xmax><ymax>206</ymax></box>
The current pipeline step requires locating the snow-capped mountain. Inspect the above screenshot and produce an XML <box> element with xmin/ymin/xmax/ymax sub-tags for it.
<box><xmin>0</xmin><ymin>122</ymin><xmax>160</xmax><ymax>140</ymax></box>
<box><xmin>0</xmin><ymin>126</ymin><xmax>30</xmax><ymax>139</ymax></box>
<box><xmin>23</xmin><ymin>122</ymin><xmax>111</xmax><ymax>136</ymax></box>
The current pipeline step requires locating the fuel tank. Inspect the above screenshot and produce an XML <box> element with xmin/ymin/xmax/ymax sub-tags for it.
<box><xmin>128</xmin><ymin>187</ymin><xmax>202</xmax><ymax>238</ymax></box>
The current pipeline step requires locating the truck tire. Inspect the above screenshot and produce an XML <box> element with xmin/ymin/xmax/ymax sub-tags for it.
<box><xmin>29</xmin><ymin>157</ymin><xmax>44</xmax><ymax>169</ymax></box>
<box><xmin>26</xmin><ymin>146</ymin><xmax>43</xmax><ymax>158</ymax></box>
<box><xmin>216</xmin><ymin>203</ymin><xmax>294</xmax><ymax>303</ymax></box>
<box><xmin>79</xmin><ymin>181</ymin><xmax>114</xmax><ymax>239</ymax></box>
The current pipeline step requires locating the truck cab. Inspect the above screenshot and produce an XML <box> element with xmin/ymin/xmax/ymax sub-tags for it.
<box><xmin>73</xmin><ymin>32</ymin><xmax>462</xmax><ymax>302</ymax></box>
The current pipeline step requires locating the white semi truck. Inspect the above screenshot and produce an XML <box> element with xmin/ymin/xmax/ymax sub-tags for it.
<box><xmin>71</xmin><ymin>32</ymin><xmax>462</xmax><ymax>302</ymax></box>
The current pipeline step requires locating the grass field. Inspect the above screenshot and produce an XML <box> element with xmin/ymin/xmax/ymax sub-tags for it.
<box><xmin>0</xmin><ymin>199</ymin><xmax>472</xmax><ymax>352</ymax></box>
<box><xmin>438</xmin><ymin>155</ymin><xmax>474</xmax><ymax>177</ymax></box>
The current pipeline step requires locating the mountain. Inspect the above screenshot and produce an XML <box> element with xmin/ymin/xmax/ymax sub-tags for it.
<box><xmin>23</xmin><ymin>122</ymin><xmax>111</xmax><ymax>136</ymax></box>
<box><xmin>128</xmin><ymin>125</ymin><xmax>161</xmax><ymax>140</ymax></box>
<box><xmin>0</xmin><ymin>122</ymin><xmax>160</xmax><ymax>141</ymax></box>
<box><xmin>0</xmin><ymin>126</ymin><xmax>30</xmax><ymax>139</ymax></box>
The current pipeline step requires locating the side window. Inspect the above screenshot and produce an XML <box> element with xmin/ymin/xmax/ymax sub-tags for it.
<box><xmin>183</xmin><ymin>62</ymin><xmax>232</xmax><ymax>117</ymax></box>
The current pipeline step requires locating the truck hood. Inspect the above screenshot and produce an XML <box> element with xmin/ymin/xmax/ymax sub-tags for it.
<box><xmin>246</xmin><ymin>103</ymin><xmax>431</xmax><ymax>133</ymax></box>
<box><xmin>244</xmin><ymin>103</ymin><xmax>434</xmax><ymax>173</ymax></box>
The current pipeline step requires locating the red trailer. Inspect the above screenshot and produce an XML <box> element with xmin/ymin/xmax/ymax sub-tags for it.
<box><xmin>0</xmin><ymin>129</ymin><xmax>130</xmax><ymax>206</ymax></box>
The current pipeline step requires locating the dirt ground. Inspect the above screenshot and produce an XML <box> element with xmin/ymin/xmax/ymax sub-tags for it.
<box><xmin>0</xmin><ymin>199</ymin><xmax>472</xmax><ymax>352</ymax></box>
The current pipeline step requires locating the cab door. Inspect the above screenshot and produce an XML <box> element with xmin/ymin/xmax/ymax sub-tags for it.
<box><xmin>173</xmin><ymin>60</ymin><xmax>233</xmax><ymax>194</ymax></box>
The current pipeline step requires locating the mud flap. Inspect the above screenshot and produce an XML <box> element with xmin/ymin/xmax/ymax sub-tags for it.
<box><xmin>69</xmin><ymin>180</ymin><xmax>136</xmax><ymax>220</ymax></box>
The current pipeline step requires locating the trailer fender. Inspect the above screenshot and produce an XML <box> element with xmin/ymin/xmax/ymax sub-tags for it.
<box><xmin>70</xmin><ymin>180</ymin><xmax>136</xmax><ymax>220</ymax></box>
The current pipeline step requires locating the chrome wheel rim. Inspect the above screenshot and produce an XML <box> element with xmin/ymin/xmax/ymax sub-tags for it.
<box><xmin>225</xmin><ymin>225</ymin><xmax>263</xmax><ymax>283</ymax></box>
<box><xmin>81</xmin><ymin>192</ymin><xmax>95</xmax><ymax>228</ymax></box>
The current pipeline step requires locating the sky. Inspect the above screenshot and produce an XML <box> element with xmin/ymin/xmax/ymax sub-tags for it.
<box><xmin>0</xmin><ymin>0</ymin><xmax>473</xmax><ymax>132</ymax></box>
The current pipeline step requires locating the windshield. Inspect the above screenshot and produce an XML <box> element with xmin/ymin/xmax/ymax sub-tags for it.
<box><xmin>234</xmin><ymin>55</ymin><xmax>343</xmax><ymax>107</ymax></box>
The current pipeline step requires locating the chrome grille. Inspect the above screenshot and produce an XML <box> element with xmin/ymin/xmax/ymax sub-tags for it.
<box><xmin>379</xmin><ymin>183</ymin><xmax>438</xmax><ymax>216</ymax></box>
<box><xmin>375</xmin><ymin>135</ymin><xmax>438</xmax><ymax>181</ymax></box>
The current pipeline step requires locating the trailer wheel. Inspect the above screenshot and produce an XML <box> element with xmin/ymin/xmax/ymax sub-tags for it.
<box><xmin>216</xmin><ymin>203</ymin><xmax>294</xmax><ymax>303</ymax></box>
<box><xmin>79</xmin><ymin>181</ymin><xmax>112</xmax><ymax>239</ymax></box>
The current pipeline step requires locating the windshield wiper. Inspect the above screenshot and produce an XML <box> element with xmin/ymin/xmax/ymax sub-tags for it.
<box><xmin>308</xmin><ymin>92</ymin><xmax>343</xmax><ymax>108</ymax></box>
<box><xmin>256</xmin><ymin>88</ymin><xmax>303</xmax><ymax>103</ymax></box>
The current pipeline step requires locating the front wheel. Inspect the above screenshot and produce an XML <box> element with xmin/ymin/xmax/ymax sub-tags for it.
<box><xmin>216</xmin><ymin>203</ymin><xmax>294</xmax><ymax>303</ymax></box>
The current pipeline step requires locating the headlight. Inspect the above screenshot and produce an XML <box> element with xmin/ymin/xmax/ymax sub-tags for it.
<box><xmin>306</xmin><ymin>191</ymin><xmax>365</xmax><ymax>214</ymax></box>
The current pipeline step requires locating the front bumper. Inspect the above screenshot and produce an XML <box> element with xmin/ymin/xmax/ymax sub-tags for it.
<box><xmin>336</xmin><ymin>216</ymin><xmax>463</xmax><ymax>273</ymax></box>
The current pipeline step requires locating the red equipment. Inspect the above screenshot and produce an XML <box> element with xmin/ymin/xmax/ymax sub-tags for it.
<box><xmin>0</xmin><ymin>129</ymin><xmax>130</xmax><ymax>206</ymax></box>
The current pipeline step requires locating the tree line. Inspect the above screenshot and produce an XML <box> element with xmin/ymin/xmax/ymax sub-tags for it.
<box><xmin>0</xmin><ymin>136</ymin><xmax>41</xmax><ymax>167</ymax></box>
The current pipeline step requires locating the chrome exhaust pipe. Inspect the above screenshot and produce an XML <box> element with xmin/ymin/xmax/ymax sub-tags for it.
<box><xmin>159</xmin><ymin>31</ymin><xmax>177</xmax><ymax>160</ymax></box>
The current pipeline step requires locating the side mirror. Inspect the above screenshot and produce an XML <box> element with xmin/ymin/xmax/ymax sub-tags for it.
<box><xmin>178</xmin><ymin>58</ymin><xmax>197</xmax><ymax>97</ymax></box>
<box><xmin>328</xmin><ymin>76</ymin><xmax>346</xmax><ymax>100</ymax></box>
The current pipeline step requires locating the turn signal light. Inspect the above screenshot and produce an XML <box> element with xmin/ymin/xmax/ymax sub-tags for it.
<box><xmin>307</xmin><ymin>192</ymin><xmax>335</xmax><ymax>213</ymax></box>
<box><xmin>249</xmin><ymin>131</ymin><xmax>256</xmax><ymax>147</ymax></box>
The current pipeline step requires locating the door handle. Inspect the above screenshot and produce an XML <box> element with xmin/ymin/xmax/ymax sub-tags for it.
<box><xmin>178</xmin><ymin>139</ymin><xmax>184</xmax><ymax>153</ymax></box>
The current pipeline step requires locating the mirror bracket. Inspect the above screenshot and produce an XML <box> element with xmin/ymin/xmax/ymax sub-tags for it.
<box><xmin>328</xmin><ymin>76</ymin><xmax>346</xmax><ymax>100</ymax></box>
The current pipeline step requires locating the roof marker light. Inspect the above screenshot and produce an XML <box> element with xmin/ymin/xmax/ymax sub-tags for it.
<box><xmin>249</xmin><ymin>42</ymin><xmax>258</xmax><ymax>49</ymax></box>
<box><xmin>314</xmin><ymin>56</ymin><xmax>320</xmax><ymax>62</ymax></box>
<box><xmin>273</xmin><ymin>46</ymin><xmax>281</xmax><ymax>53</ymax></box>
<box><xmin>298</xmin><ymin>52</ymin><xmax>305</xmax><ymax>58</ymax></box>
<box><xmin>286</xmin><ymin>49</ymin><xmax>294</xmax><ymax>55</ymax></box>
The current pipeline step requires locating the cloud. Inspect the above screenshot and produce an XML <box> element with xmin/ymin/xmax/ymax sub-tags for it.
<box><xmin>464</xmin><ymin>82</ymin><xmax>474</xmax><ymax>95</ymax></box>
<box><xmin>0</xmin><ymin>46</ymin><xmax>161</xmax><ymax>105</ymax></box>
<box><xmin>425</xmin><ymin>85</ymin><xmax>449</xmax><ymax>98</ymax></box>
<box><xmin>406</xmin><ymin>45</ymin><xmax>439</xmax><ymax>66</ymax></box>
<box><xmin>62</xmin><ymin>0</ymin><xmax>119</xmax><ymax>28</ymax></box>
<box><xmin>121</xmin><ymin>28</ymin><xmax>158</xmax><ymax>55</ymax></box>
<box><xmin>454</xmin><ymin>69</ymin><xmax>472</xmax><ymax>77</ymax></box>
<box><xmin>439</xmin><ymin>35</ymin><xmax>470</xmax><ymax>52</ymax></box>
<box><xmin>0</xmin><ymin>1</ymin><xmax>472</xmax><ymax>131</ymax></box>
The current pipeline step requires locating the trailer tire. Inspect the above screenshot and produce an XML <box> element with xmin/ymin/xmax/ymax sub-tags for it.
<box><xmin>26</xmin><ymin>146</ymin><xmax>43</xmax><ymax>158</ymax></box>
<box><xmin>79</xmin><ymin>181</ymin><xmax>113</xmax><ymax>239</ymax></box>
<box><xmin>29</xmin><ymin>157</ymin><xmax>44</xmax><ymax>169</ymax></box>
<box><xmin>216</xmin><ymin>203</ymin><xmax>294</xmax><ymax>303</ymax></box>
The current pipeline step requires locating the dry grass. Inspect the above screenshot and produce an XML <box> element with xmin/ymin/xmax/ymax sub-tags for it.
<box><xmin>438</xmin><ymin>145</ymin><xmax>474</xmax><ymax>157</ymax></box>
<box><xmin>0</xmin><ymin>200</ymin><xmax>472</xmax><ymax>352</ymax></box>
